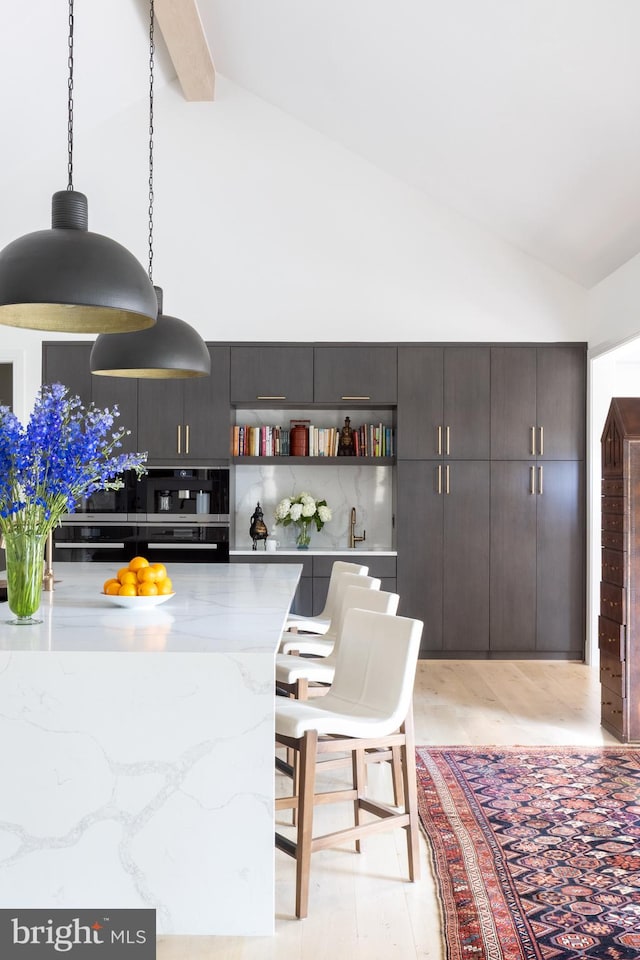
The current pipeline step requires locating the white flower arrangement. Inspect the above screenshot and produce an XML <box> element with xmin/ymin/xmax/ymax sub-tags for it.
<box><xmin>274</xmin><ymin>492</ymin><xmax>332</xmax><ymax>548</ymax></box>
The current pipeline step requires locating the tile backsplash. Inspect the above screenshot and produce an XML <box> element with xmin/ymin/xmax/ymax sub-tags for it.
<box><xmin>234</xmin><ymin>463</ymin><xmax>394</xmax><ymax>551</ymax></box>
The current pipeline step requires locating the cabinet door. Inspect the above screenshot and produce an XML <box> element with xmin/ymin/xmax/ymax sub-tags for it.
<box><xmin>443</xmin><ymin>348</ymin><xmax>491</xmax><ymax>459</ymax></box>
<box><xmin>397</xmin><ymin>346</ymin><xmax>443</xmax><ymax>459</ymax></box>
<box><xmin>396</xmin><ymin>461</ymin><xmax>444</xmax><ymax>654</ymax></box>
<box><xmin>313</xmin><ymin>346</ymin><xmax>397</xmax><ymax>404</ymax></box>
<box><xmin>491</xmin><ymin>347</ymin><xmax>537</xmax><ymax>459</ymax></box>
<box><xmin>397</xmin><ymin>346</ymin><xmax>489</xmax><ymax>460</ymax></box>
<box><xmin>536</xmin><ymin>345</ymin><xmax>586</xmax><ymax>460</ymax></box>
<box><xmin>536</xmin><ymin>460</ymin><xmax>584</xmax><ymax>655</ymax></box>
<box><xmin>442</xmin><ymin>461</ymin><xmax>490</xmax><ymax>652</ymax></box>
<box><xmin>182</xmin><ymin>346</ymin><xmax>230</xmax><ymax>461</ymax></box>
<box><xmin>138</xmin><ymin>379</ymin><xmax>184</xmax><ymax>461</ymax></box>
<box><xmin>230</xmin><ymin>346</ymin><xmax>313</xmax><ymax>404</ymax></box>
<box><xmin>490</xmin><ymin>345</ymin><xmax>586</xmax><ymax>461</ymax></box>
<box><xmin>138</xmin><ymin>347</ymin><xmax>230</xmax><ymax>463</ymax></box>
<box><xmin>43</xmin><ymin>343</ymin><xmax>139</xmax><ymax>453</ymax></box>
<box><xmin>490</xmin><ymin>462</ymin><xmax>537</xmax><ymax>652</ymax></box>
<box><xmin>91</xmin><ymin>375</ymin><xmax>139</xmax><ymax>454</ymax></box>
<box><xmin>42</xmin><ymin>342</ymin><xmax>92</xmax><ymax>405</ymax></box>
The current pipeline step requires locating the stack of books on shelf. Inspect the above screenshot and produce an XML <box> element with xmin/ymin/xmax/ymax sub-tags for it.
<box><xmin>232</xmin><ymin>425</ymin><xmax>289</xmax><ymax>457</ymax></box>
<box><xmin>232</xmin><ymin>422</ymin><xmax>394</xmax><ymax>458</ymax></box>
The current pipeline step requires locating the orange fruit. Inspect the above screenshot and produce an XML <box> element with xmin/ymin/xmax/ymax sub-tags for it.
<box><xmin>117</xmin><ymin>566</ymin><xmax>131</xmax><ymax>582</ymax></box>
<box><xmin>119</xmin><ymin>570</ymin><xmax>138</xmax><ymax>586</ymax></box>
<box><xmin>150</xmin><ymin>563</ymin><xmax>167</xmax><ymax>581</ymax></box>
<box><xmin>138</xmin><ymin>581</ymin><xmax>159</xmax><ymax>597</ymax></box>
<box><xmin>103</xmin><ymin>577</ymin><xmax>119</xmax><ymax>593</ymax></box>
<box><xmin>105</xmin><ymin>581</ymin><xmax>121</xmax><ymax>595</ymax></box>
<box><xmin>118</xmin><ymin>583</ymin><xmax>138</xmax><ymax>597</ymax></box>
<box><xmin>128</xmin><ymin>556</ymin><xmax>149</xmax><ymax>572</ymax></box>
<box><xmin>137</xmin><ymin>566</ymin><xmax>159</xmax><ymax>583</ymax></box>
<box><xmin>158</xmin><ymin>578</ymin><xmax>173</xmax><ymax>595</ymax></box>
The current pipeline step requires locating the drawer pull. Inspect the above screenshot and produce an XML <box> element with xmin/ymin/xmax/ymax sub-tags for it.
<box><xmin>257</xmin><ymin>396</ymin><xmax>286</xmax><ymax>400</ymax></box>
<box><xmin>341</xmin><ymin>396</ymin><xmax>371</xmax><ymax>401</ymax></box>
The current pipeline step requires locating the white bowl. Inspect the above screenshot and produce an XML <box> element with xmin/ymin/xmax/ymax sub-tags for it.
<box><xmin>103</xmin><ymin>592</ymin><xmax>175</xmax><ymax>609</ymax></box>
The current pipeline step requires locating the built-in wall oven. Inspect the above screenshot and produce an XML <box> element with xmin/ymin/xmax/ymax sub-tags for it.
<box><xmin>53</xmin><ymin>467</ymin><xmax>230</xmax><ymax>564</ymax></box>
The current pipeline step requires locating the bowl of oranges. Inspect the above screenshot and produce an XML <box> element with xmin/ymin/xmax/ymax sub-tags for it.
<box><xmin>103</xmin><ymin>557</ymin><xmax>175</xmax><ymax>608</ymax></box>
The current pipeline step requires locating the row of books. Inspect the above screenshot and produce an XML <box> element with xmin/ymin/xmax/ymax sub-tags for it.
<box><xmin>231</xmin><ymin>423</ymin><xmax>395</xmax><ymax>458</ymax></box>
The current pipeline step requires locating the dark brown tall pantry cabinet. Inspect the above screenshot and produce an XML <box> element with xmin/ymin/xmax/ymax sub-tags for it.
<box><xmin>600</xmin><ymin>398</ymin><xmax>640</xmax><ymax>741</ymax></box>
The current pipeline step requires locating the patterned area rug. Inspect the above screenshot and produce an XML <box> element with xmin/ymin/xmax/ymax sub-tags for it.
<box><xmin>416</xmin><ymin>746</ymin><xmax>640</xmax><ymax>960</ymax></box>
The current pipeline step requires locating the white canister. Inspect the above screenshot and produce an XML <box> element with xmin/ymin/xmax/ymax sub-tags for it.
<box><xmin>196</xmin><ymin>491</ymin><xmax>210</xmax><ymax>514</ymax></box>
<box><xmin>265</xmin><ymin>537</ymin><xmax>280</xmax><ymax>553</ymax></box>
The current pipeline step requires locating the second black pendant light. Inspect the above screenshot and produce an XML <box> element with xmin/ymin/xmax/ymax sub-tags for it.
<box><xmin>91</xmin><ymin>0</ymin><xmax>210</xmax><ymax>379</ymax></box>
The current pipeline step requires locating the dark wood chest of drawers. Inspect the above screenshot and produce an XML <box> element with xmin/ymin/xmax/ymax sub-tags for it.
<box><xmin>600</xmin><ymin>398</ymin><xmax>640</xmax><ymax>741</ymax></box>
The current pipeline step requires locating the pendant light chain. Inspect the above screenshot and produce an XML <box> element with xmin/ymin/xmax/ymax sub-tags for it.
<box><xmin>148</xmin><ymin>0</ymin><xmax>155</xmax><ymax>283</ymax></box>
<box><xmin>67</xmin><ymin>0</ymin><xmax>74</xmax><ymax>191</ymax></box>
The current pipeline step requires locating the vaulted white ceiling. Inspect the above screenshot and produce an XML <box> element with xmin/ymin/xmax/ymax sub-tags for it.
<box><xmin>4</xmin><ymin>1</ymin><xmax>640</xmax><ymax>290</ymax></box>
<box><xmin>198</xmin><ymin>0</ymin><xmax>640</xmax><ymax>290</ymax></box>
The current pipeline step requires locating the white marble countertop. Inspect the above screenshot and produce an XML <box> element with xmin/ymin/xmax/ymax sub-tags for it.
<box><xmin>0</xmin><ymin>562</ymin><xmax>303</xmax><ymax>654</ymax></box>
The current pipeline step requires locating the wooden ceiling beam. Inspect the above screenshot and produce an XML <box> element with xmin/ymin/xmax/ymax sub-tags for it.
<box><xmin>155</xmin><ymin>0</ymin><xmax>215</xmax><ymax>102</ymax></box>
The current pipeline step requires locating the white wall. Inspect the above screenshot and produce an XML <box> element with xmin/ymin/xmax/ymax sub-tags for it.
<box><xmin>0</xmin><ymin>75</ymin><xmax>588</xmax><ymax>419</ymax></box>
<box><xmin>589</xmin><ymin>254</ymin><xmax>640</xmax><ymax>355</ymax></box>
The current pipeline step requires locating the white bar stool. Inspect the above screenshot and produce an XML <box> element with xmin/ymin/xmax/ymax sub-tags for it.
<box><xmin>283</xmin><ymin>559</ymin><xmax>369</xmax><ymax>635</ymax></box>
<box><xmin>275</xmin><ymin>607</ymin><xmax>423</xmax><ymax>919</ymax></box>
<box><xmin>279</xmin><ymin>572</ymin><xmax>380</xmax><ymax>656</ymax></box>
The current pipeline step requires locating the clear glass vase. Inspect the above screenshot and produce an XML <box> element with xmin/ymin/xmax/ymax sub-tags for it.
<box><xmin>4</xmin><ymin>530</ymin><xmax>46</xmax><ymax>624</ymax></box>
<box><xmin>295</xmin><ymin>520</ymin><xmax>312</xmax><ymax>550</ymax></box>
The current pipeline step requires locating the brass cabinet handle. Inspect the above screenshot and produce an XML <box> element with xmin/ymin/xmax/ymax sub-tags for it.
<box><xmin>177</xmin><ymin>424</ymin><xmax>182</xmax><ymax>455</ymax></box>
<box><xmin>530</xmin><ymin>427</ymin><xmax>536</xmax><ymax>456</ymax></box>
<box><xmin>437</xmin><ymin>463</ymin><xmax>442</xmax><ymax>495</ymax></box>
<box><xmin>530</xmin><ymin>465</ymin><xmax>535</xmax><ymax>495</ymax></box>
<box><xmin>445</xmin><ymin>463</ymin><xmax>450</xmax><ymax>495</ymax></box>
<box><xmin>257</xmin><ymin>396</ymin><xmax>286</xmax><ymax>400</ymax></box>
<box><xmin>185</xmin><ymin>424</ymin><xmax>190</xmax><ymax>455</ymax></box>
<box><xmin>341</xmin><ymin>396</ymin><xmax>370</xmax><ymax>401</ymax></box>
<box><xmin>539</xmin><ymin>425</ymin><xmax>544</xmax><ymax>456</ymax></box>
<box><xmin>538</xmin><ymin>465</ymin><xmax>543</xmax><ymax>495</ymax></box>
<box><xmin>445</xmin><ymin>425</ymin><xmax>450</xmax><ymax>456</ymax></box>
<box><xmin>437</xmin><ymin>425</ymin><xmax>442</xmax><ymax>456</ymax></box>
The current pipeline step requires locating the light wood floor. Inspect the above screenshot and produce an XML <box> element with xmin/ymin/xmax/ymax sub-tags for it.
<box><xmin>158</xmin><ymin>660</ymin><xmax>617</xmax><ymax>960</ymax></box>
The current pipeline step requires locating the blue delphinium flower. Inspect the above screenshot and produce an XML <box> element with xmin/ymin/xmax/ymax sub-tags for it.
<box><xmin>0</xmin><ymin>383</ymin><xmax>147</xmax><ymax>536</ymax></box>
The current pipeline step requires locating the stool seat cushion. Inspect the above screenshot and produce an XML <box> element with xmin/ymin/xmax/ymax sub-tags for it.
<box><xmin>275</xmin><ymin>654</ymin><xmax>336</xmax><ymax>685</ymax></box>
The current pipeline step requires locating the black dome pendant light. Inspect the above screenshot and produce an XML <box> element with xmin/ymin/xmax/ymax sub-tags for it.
<box><xmin>90</xmin><ymin>0</ymin><xmax>210</xmax><ymax>380</ymax></box>
<box><xmin>0</xmin><ymin>0</ymin><xmax>157</xmax><ymax>333</ymax></box>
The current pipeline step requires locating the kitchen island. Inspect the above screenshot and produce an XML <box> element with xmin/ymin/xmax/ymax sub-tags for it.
<box><xmin>0</xmin><ymin>562</ymin><xmax>301</xmax><ymax>935</ymax></box>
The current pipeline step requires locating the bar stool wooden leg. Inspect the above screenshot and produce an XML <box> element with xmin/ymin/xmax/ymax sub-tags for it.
<box><xmin>391</xmin><ymin>745</ymin><xmax>404</xmax><ymax>807</ymax></box>
<box><xmin>352</xmin><ymin>748</ymin><xmax>367</xmax><ymax>854</ymax></box>
<box><xmin>401</xmin><ymin>708</ymin><xmax>420</xmax><ymax>882</ymax></box>
<box><xmin>295</xmin><ymin>729</ymin><xmax>318</xmax><ymax>919</ymax></box>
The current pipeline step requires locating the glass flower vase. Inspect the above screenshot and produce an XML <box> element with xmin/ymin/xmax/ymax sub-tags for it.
<box><xmin>4</xmin><ymin>530</ymin><xmax>46</xmax><ymax>624</ymax></box>
<box><xmin>295</xmin><ymin>520</ymin><xmax>312</xmax><ymax>550</ymax></box>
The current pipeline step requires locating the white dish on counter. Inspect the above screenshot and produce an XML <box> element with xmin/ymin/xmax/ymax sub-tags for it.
<box><xmin>103</xmin><ymin>592</ymin><xmax>175</xmax><ymax>609</ymax></box>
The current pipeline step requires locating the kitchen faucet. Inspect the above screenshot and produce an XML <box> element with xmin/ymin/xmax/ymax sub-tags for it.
<box><xmin>349</xmin><ymin>506</ymin><xmax>366</xmax><ymax>549</ymax></box>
